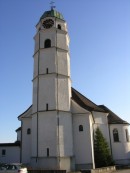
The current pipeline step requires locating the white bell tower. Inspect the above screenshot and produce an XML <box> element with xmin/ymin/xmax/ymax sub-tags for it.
<box><xmin>31</xmin><ymin>8</ymin><xmax>73</xmax><ymax>171</ymax></box>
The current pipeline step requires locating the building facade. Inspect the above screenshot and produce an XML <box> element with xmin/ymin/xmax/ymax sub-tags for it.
<box><xmin>0</xmin><ymin>8</ymin><xmax>130</xmax><ymax>172</ymax></box>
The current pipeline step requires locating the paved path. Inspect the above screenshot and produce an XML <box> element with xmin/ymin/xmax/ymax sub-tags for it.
<box><xmin>113</xmin><ymin>169</ymin><xmax>130</xmax><ymax>173</ymax></box>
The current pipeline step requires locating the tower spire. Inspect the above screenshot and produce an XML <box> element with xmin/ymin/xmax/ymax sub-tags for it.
<box><xmin>50</xmin><ymin>1</ymin><xmax>56</xmax><ymax>10</ymax></box>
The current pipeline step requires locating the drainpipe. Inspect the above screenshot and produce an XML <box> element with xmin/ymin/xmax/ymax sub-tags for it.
<box><xmin>36</xmin><ymin>31</ymin><xmax>40</xmax><ymax>162</ymax></box>
<box><xmin>108</xmin><ymin>123</ymin><xmax>113</xmax><ymax>156</ymax></box>
<box><xmin>91</xmin><ymin>111</ymin><xmax>95</xmax><ymax>169</ymax></box>
<box><xmin>20</xmin><ymin>121</ymin><xmax>23</xmax><ymax>163</ymax></box>
<box><xmin>55</xmin><ymin>17</ymin><xmax>60</xmax><ymax>170</ymax></box>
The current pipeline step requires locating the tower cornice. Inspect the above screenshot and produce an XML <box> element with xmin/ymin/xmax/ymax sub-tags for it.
<box><xmin>33</xmin><ymin>46</ymin><xmax>69</xmax><ymax>57</ymax></box>
<box><xmin>32</xmin><ymin>73</ymin><xmax>71</xmax><ymax>82</ymax></box>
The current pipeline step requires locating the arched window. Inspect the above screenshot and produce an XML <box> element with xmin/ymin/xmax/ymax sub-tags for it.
<box><xmin>58</xmin><ymin>24</ymin><xmax>61</xmax><ymax>30</ymax></box>
<box><xmin>79</xmin><ymin>125</ymin><xmax>83</xmax><ymax>132</ymax></box>
<box><xmin>113</xmin><ymin>129</ymin><xmax>119</xmax><ymax>142</ymax></box>
<box><xmin>27</xmin><ymin>128</ymin><xmax>31</xmax><ymax>135</ymax></box>
<box><xmin>44</xmin><ymin>39</ymin><xmax>51</xmax><ymax>48</ymax></box>
<box><xmin>125</xmin><ymin>129</ymin><xmax>129</xmax><ymax>142</ymax></box>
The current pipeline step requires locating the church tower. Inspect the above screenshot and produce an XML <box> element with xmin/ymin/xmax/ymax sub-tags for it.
<box><xmin>31</xmin><ymin>8</ymin><xmax>73</xmax><ymax>170</ymax></box>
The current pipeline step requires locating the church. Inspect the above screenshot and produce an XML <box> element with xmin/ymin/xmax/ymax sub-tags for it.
<box><xmin>0</xmin><ymin>7</ymin><xmax>130</xmax><ymax>172</ymax></box>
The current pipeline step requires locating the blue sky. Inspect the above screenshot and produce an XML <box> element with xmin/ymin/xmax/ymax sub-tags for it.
<box><xmin>0</xmin><ymin>0</ymin><xmax>130</xmax><ymax>142</ymax></box>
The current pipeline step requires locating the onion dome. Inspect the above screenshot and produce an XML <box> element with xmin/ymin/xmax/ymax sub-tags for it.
<box><xmin>40</xmin><ymin>9</ymin><xmax>64</xmax><ymax>20</ymax></box>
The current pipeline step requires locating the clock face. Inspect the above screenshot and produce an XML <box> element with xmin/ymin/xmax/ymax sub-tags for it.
<box><xmin>43</xmin><ymin>19</ymin><xmax>54</xmax><ymax>29</ymax></box>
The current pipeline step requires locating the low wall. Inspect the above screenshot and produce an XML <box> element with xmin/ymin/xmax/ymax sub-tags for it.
<box><xmin>81</xmin><ymin>166</ymin><xmax>116</xmax><ymax>173</ymax></box>
<box><xmin>28</xmin><ymin>170</ymin><xmax>66</xmax><ymax>173</ymax></box>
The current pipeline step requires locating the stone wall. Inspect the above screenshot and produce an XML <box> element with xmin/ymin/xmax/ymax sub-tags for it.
<box><xmin>81</xmin><ymin>166</ymin><xmax>116</xmax><ymax>173</ymax></box>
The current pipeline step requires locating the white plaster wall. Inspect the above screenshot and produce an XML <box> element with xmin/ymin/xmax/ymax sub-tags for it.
<box><xmin>31</xmin><ymin>157</ymin><xmax>58</xmax><ymax>170</ymax></box>
<box><xmin>38</xmin><ymin>75</ymin><xmax>71</xmax><ymax>111</ymax></box>
<box><xmin>72</xmin><ymin>101</ymin><xmax>93</xmax><ymax>165</ymax></box>
<box><xmin>33</xmin><ymin>53</ymin><xmax>38</xmax><ymax>78</ymax></box>
<box><xmin>38</xmin><ymin>111</ymin><xmax>73</xmax><ymax>158</ymax></box>
<box><xmin>55</xmin><ymin>19</ymin><xmax>67</xmax><ymax>32</ymax></box>
<box><xmin>31</xmin><ymin>110</ymin><xmax>73</xmax><ymax>171</ymax></box>
<box><xmin>39</xmin><ymin>29</ymin><xmax>56</xmax><ymax>48</ymax></box>
<box><xmin>73</xmin><ymin>113</ymin><xmax>93</xmax><ymax>164</ymax></box>
<box><xmin>57</xmin><ymin>50</ymin><xmax>70</xmax><ymax>76</ymax></box>
<box><xmin>93</xmin><ymin>111</ymin><xmax>110</xmax><ymax>145</ymax></box>
<box><xmin>57</xmin><ymin>32</ymin><xmax>69</xmax><ymax>51</ymax></box>
<box><xmin>35</xmin><ymin>32</ymin><xmax>70</xmax><ymax>73</ymax></box>
<box><xmin>89</xmin><ymin>115</ymin><xmax>95</xmax><ymax>169</ymax></box>
<box><xmin>32</xmin><ymin>78</ymin><xmax>38</xmax><ymax>113</ymax></box>
<box><xmin>39</xmin><ymin>48</ymin><xmax>56</xmax><ymax>74</ymax></box>
<box><xmin>22</xmin><ymin>118</ymin><xmax>32</xmax><ymax>164</ymax></box>
<box><xmin>57</xmin><ymin>77</ymin><xmax>71</xmax><ymax>111</ymax></box>
<box><xmin>32</xmin><ymin>114</ymin><xmax>37</xmax><ymax>157</ymax></box>
<box><xmin>58</xmin><ymin>112</ymin><xmax>73</xmax><ymax>157</ymax></box>
<box><xmin>38</xmin><ymin>75</ymin><xmax>56</xmax><ymax>111</ymax></box>
<box><xmin>17</xmin><ymin>130</ymin><xmax>21</xmax><ymax>141</ymax></box>
<box><xmin>37</xmin><ymin>47</ymin><xmax>70</xmax><ymax>76</ymax></box>
<box><xmin>93</xmin><ymin>111</ymin><xmax>108</xmax><ymax>124</ymax></box>
<box><xmin>34</xmin><ymin>33</ymin><xmax>39</xmax><ymax>53</ymax></box>
<box><xmin>31</xmin><ymin>157</ymin><xmax>71</xmax><ymax>171</ymax></box>
<box><xmin>38</xmin><ymin>111</ymin><xmax>57</xmax><ymax>157</ymax></box>
<box><xmin>110</xmin><ymin>124</ymin><xmax>130</xmax><ymax>163</ymax></box>
<box><xmin>0</xmin><ymin>146</ymin><xmax>20</xmax><ymax>163</ymax></box>
<box><xmin>38</xmin><ymin>48</ymin><xmax>70</xmax><ymax>76</ymax></box>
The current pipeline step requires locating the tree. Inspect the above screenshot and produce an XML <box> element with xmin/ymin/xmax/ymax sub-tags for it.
<box><xmin>94</xmin><ymin>127</ymin><xmax>114</xmax><ymax>168</ymax></box>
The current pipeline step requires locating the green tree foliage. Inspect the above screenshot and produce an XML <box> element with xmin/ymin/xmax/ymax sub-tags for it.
<box><xmin>94</xmin><ymin>127</ymin><xmax>114</xmax><ymax>168</ymax></box>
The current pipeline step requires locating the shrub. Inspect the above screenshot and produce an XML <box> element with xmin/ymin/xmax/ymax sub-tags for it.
<box><xmin>94</xmin><ymin>127</ymin><xmax>114</xmax><ymax>168</ymax></box>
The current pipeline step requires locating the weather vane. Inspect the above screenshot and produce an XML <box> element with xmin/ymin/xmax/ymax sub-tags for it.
<box><xmin>50</xmin><ymin>1</ymin><xmax>56</xmax><ymax>10</ymax></box>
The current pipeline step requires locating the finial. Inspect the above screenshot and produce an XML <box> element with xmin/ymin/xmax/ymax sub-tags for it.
<box><xmin>50</xmin><ymin>1</ymin><xmax>56</xmax><ymax>10</ymax></box>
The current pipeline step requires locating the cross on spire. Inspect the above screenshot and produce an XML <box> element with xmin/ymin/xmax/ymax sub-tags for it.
<box><xmin>50</xmin><ymin>1</ymin><xmax>56</xmax><ymax>10</ymax></box>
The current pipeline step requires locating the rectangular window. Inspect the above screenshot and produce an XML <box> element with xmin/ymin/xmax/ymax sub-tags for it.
<box><xmin>46</xmin><ymin>68</ymin><xmax>49</xmax><ymax>74</ymax></box>
<box><xmin>47</xmin><ymin>148</ymin><xmax>49</xmax><ymax>157</ymax></box>
<box><xmin>2</xmin><ymin>149</ymin><xmax>6</xmax><ymax>156</ymax></box>
<box><xmin>125</xmin><ymin>129</ymin><xmax>129</xmax><ymax>142</ymax></box>
<box><xmin>46</xmin><ymin>103</ymin><xmax>48</xmax><ymax>111</ymax></box>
